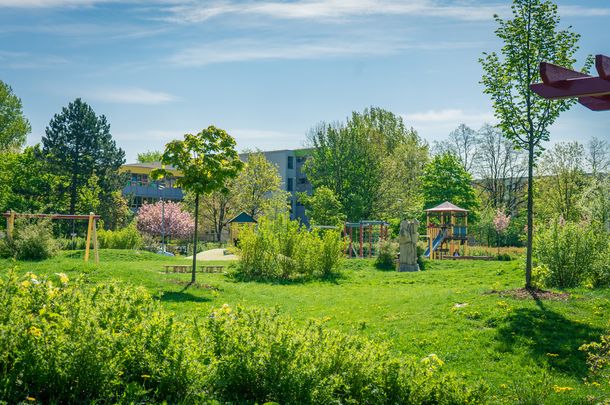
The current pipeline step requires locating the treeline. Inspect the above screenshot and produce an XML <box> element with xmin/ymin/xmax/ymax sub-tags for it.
<box><xmin>0</xmin><ymin>82</ymin><xmax>130</xmax><ymax>230</ymax></box>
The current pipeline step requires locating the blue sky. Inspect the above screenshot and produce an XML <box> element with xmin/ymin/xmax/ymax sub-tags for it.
<box><xmin>0</xmin><ymin>0</ymin><xmax>608</xmax><ymax>162</ymax></box>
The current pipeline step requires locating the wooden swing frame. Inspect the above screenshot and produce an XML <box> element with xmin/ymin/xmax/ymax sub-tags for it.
<box><xmin>2</xmin><ymin>211</ymin><xmax>100</xmax><ymax>264</ymax></box>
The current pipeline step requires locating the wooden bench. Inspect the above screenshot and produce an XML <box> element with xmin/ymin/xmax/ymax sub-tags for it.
<box><xmin>164</xmin><ymin>265</ymin><xmax>224</xmax><ymax>273</ymax></box>
<box><xmin>164</xmin><ymin>265</ymin><xmax>192</xmax><ymax>273</ymax></box>
<box><xmin>201</xmin><ymin>265</ymin><xmax>224</xmax><ymax>273</ymax></box>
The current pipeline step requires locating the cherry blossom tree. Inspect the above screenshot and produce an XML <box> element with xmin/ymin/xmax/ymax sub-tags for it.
<box><xmin>493</xmin><ymin>209</ymin><xmax>511</xmax><ymax>254</ymax></box>
<box><xmin>136</xmin><ymin>201</ymin><xmax>194</xmax><ymax>240</ymax></box>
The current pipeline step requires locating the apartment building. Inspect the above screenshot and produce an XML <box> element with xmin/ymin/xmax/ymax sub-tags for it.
<box><xmin>120</xmin><ymin>148</ymin><xmax>312</xmax><ymax>223</ymax></box>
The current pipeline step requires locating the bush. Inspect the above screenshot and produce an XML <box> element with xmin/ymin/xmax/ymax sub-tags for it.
<box><xmin>235</xmin><ymin>214</ymin><xmax>344</xmax><ymax>280</ymax></box>
<box><xmin>534</xmin><ymin>219</ymin><xmax>608</xmax><ymax>288</ymax></box>
<box><xmin>0</xmin><ymin>219</ymin><xmax>57</xmax><ymax>261</ymax></box>
<box><xmin>375</xmin><ymin>240</ymin><xmax>397</xmax><ymax>270</ymax></box>
<box><xmin>0</xmin><ymin>271</ymin><xmax>205</xmax><ymax>404</ymax></box>
<box><xmin>580</xmin><ymin>332</ymin><xmax>610</xmax><ymax>386</ymax></box>
<box><xmin>97</xmin><ymin>223</ymin><xmax>143</xmax><ymax>249</ymax></box>
<box><xmin>0</xmin><ymin>271</ymin><xmax>487</xmax><ymax>404</ymax></box>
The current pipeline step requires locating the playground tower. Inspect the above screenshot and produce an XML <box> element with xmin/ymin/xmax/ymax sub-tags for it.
<box><xmin>424</xmin><ymin>202</ymin><xmax>468</xmax><ymax>260</ymax></box>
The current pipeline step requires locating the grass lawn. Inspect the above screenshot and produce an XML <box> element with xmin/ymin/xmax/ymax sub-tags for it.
<box><xmin>2</xmin><ymin>249</ymin><xmax>609</xmax><ymax>403</ymax></box>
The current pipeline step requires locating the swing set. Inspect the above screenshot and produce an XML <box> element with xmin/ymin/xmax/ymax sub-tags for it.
<box><xmin>2</xmin><ymin>211</ymin><xmax>100</xmax><ymax>263</ymax></box>
<box><xmin>343</xmin><ymin>220</ymin><xmax>389</xmax><ymax>258</ymax></box>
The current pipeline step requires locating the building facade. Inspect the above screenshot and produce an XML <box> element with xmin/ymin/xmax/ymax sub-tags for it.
<box><xmin>120</xmin><ymin>148</ymin><xmax>313</xmax><ymax>223</ymax></box>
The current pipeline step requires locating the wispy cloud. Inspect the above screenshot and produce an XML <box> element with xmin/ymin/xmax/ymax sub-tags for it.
<box><xmin>165</xmin><ymin>0</ymin><xmax>506</xmax><ymax>23</ymax></box>
<box><xmin>89</xmin><ymin>87</ymin><xmax>178</xmax><ymax>105</ymax></box>
<box><xmin>403</xmin><ymin>109</ymin><xmax>495</xmax><ymax>140</ymax></box>
<box><xmin>168</xmin><ymin>36</ymin><xmax>481</xmax><ymax>66</ymax></box>
<box><xmin>0</xmin><ymin>50</ymin><xmax>69</xmax><ymax>69</ymax></box>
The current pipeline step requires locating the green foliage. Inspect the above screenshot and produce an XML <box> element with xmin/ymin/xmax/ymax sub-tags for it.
<box><xmin>304</xmin><ymin>107</ymin><xmax>428</xmax><ymax>221</ymax></box>
<box><xmin>299</xmin><ymin>186</ymin><xmax>346</xmax><ymax>226</ymax></box>
<box><xmin>480</xmin><ymin>0</ymin><xmax>587</xmax><ymax>287</ymax></box>
<box><xmin>97</xmin><ymin>223</ymin><xmax>143</xmax><ymax>249</ymax></box>
<box><xmin>421</xmin><ymin>153</ymin><xmax>479</xmax><ymax>219</ymax></box>
<box><xmin>0</xmin><ymin>219</ymin><xmax>57</xmax><ymax>261</ymax></box>
<box><xmin>534</xmin><ymin>219</ymin><xmax>609</xmax><ymax>288</ymax></box>
<box><xmin>0</xmin><ymin>146</ymin><xmax>67</xmax><ymax>214</ymax></box>
<box><xmin>235</xmin><ymin>214</ymin><xmax>344</xmax><ymax>280</ymax></box>
<box><xmin>202</xmin><ymin>306</ymin><xmax>486</xmax><ymax>404</ymax></box>
<box><xmin>375</xmin><ymin>240</ymin><xmax>397</xmax><ymax>270</ymax></box>
<box><xmin>0</xmin><ymin>80</ymin><xmax>30</xmax><ymax>152</ymax></box>
<box><xmin>42</xmin><ymin>98</ymin><xmax>125</xmax><ymax>215</ymax></box>
<box><xmin>98</xmin><ymin>190</ymin><xmax>132</xmax><ymax>231</ymax></box>
<box><xmin>580</xmin><ymin>333</ymin><xmax>610</xmax><ymax>385</ymax></box>
<box><xmin>0</xmin><ymin>271</ymin><xmax>205</xmax><ymax>403</ymax></box>
<box><xmin>136</xmin><ymin>150</ymin><xmax>163</xmax><ymax>163</ymax></box>
<box><xmin>233</xmin><ymin>150</ymin><xmax>282</xmax><ymax>219</ymax></box>
<box><xmin>0</xmin><ymin>271</ymin><xmax>486</xmax><ymax>404</ymax></box>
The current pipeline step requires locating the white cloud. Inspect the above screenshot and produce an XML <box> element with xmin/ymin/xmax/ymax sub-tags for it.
<box><xmin>402</xmin><ymin>109</ymin><xmax>495</xmax><ymax>141</ymax></box>
<box><xmin>90</xmin><ymin>87</ymin><xmax>178</xmax><ymax>105</ymax></box>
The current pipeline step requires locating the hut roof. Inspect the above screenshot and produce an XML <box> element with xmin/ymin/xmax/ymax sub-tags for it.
<box><xmin>424</xmin><ymin>201</ymin><xmax>469</xmax><ymax>213</ymax></box>
<box><xmin>228</xmin><ymin>211</ymin><xmax>257</xmax><ymax>224</ymax></box>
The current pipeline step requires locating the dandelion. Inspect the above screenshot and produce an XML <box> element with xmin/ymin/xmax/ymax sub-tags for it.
<box><xmin>546</xmin><ymin>353</ymin><xmax>559</xmax><ymax>357</ymax></box>
<box><xmin>21</xmin><ymin>280</ymin><xmax>31</xmax><ymax>288</ymax></box>
<box><xmin>141</xmin><ymin>374</ymin><xmax>151</xmax><ymax>379</ymax></box>
<box><xmin>26</xmin><ymin>396</ymin><xmax>35</xmax><ymax>402</ymax></box>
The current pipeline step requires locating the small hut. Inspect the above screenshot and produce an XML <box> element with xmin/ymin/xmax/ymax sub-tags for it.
<box><xmin>424</xmin><ymin>202</ymin><xmax>468</xmax><ymax>260</ymax></box>
<box><xmin>228</xmin><ymin>211</ymin><xmax>257</xmax><ymax>246</ymax></box>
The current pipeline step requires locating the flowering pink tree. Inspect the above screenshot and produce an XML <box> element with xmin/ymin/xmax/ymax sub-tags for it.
<box><xmin>493</xmin><ymin>209</ymin><xmax>511</xmax><ymax>254</ymax></box>
<box><xmin>136</xmin><ymin>201</ymin><xmax>195</xmax><ymax>240</ymax></box>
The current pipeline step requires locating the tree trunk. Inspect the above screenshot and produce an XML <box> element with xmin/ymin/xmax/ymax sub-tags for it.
<box><xmin>192</xmin><ymin>192</ymin><xmax>199</xmax><ymax>283</ymax></box>
<box><xmin>525</xmin><ymin>140</ymin><xmax>534</xmax><ymax>289</ymax></box>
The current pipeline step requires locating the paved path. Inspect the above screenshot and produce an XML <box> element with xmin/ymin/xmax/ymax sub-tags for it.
<box><xmin>186</xmin><ymin>248</ymin><xmax>237</xmax><ymax>261</ymax></box>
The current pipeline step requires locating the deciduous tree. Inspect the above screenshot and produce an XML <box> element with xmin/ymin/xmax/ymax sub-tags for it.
<box><xmin>480</xmin><ymin>0</ymin><xmax>585</xmax><ymax>287</ymax></box>
<box><xmin>0</xmin><ymin>80</ymin><xmax>30</xmax><ymax>152</ymax></box>
<box><xmin>152</xmin><ymin>126</ymin><xmax>243</xmax><ymax>282</ymax></box>
<box><xmin>232</xmin><ymin>151</ymin><xmax>282</xmax><ymax>219</ymax></box>
<box><xmin>299</xmin><ymin>186</ymin><xmax>346</xmax><ymax>226</ymax></box>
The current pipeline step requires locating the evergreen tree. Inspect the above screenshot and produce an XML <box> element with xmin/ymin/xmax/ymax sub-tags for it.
<box><xmin>42</xmin><ymin>98</ymin><xmax>125</xmax><ymax>215</ymax></box>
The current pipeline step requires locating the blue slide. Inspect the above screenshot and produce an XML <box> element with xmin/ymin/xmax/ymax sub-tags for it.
<box><xmin>424</xmin><ymin>231</ymin><xmax>446</xmax><ymax>257</ymax></box>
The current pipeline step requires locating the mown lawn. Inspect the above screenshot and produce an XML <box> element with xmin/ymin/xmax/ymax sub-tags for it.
<box><xmin>2</xmin><ymin>249</ymin><xmax>609</xmax><ymax>403</ymax></box>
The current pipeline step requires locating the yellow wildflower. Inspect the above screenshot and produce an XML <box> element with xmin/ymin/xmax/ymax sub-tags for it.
<box><xmin>29</xmin><ymin>326</ymin><xmax>42</xmax><ymax>338</ymax></box>
<box><xmin>546</xmin><ymin>353</ymin><xmax>559</xmax><ymax>357</ymax></box>
<box><xmin>21</xmin><ymin>280</ymin><xmax>31</xmax><ymax>288</ymax></box>
<box><xmin>26</xmin><ymin>396</ymin><xmax>35</xmax><ymax>402</ymax></box>
<box><xmin>141</xmin><ymin>374</ymin><xmax>151</xmax><ymax>379</ymax></box>
<box><xmin>552</xmin><ymin>385</ymin><xmax>574</xmax><ymax>393</ymax></box>
<box><xmin>24</xmin><ymin>272</ymin><xmax>37</xmax><ymax>280</ymax></box>
<box><xmin>55</xmin><ymin>273</ymin><xmax>69</xmax><ymax>284</ymax></box>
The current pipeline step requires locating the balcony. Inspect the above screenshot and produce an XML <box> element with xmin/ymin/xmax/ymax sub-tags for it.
<box><xmin>122</xmin><ymin>182</ymin><xmax>184</xmax><ymax>201</ymax></box>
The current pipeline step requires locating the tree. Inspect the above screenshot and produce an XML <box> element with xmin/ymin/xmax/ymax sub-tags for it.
<box><xmin>299</xmin><ymin>186</ymin><xmax>346</xmax><ymax>226</ymax></box>
<box><xmin>42</xmin><ymin>98</ymin><xmax>125</xmax><ymax>215</ymax></box>
<box><xmin>587</xmin><ymin>137</ymin><xmax>609</xmax><ymax>176</ymax></box>
<box><xmin>0</xmin><ymin>80</ymin><xmax>30</xmax><ymax>152</ymax></box>
<box><xmin>152</xmin><ymin>126</ymin><xmax>243</xmax><ymax>282</ymax></box>
<box><xmin>136</xmin><ymin>201</ymin><xmax>195</xmax><ymax>240</ymax></box>
<box><xmin>537</xmin><ymin>141</ymin><xmax>588</xmax><ymax>222</ymax></box>
<box><xmin>493</xmin><ymin>208</ymin><xmax>511</xmax><ymax>254</ymax></box>
<box><xmin>232</xmin><ymin>151</ymin><xmax>282</xmax><ymax>219</ymax></box>
<box><xmin>305</xmin><ymin>107</ymin><xmax>427</xmax><ymax>221</ymax></box>
<box><xmin>0</xmin><ymin>145</ymin><xmax>67</xmax><ymax>214</ymax></box>
<box><xmin>98</xmin><ymin>191</ymin><xmax>132</xmax><ymax>231</ymax></box>
<box><xmin>475</xmin><ymin>124</ymin><xmax>527</xmax><ymax>213</ymax></box>
<box><xmin>137</xmin><ymin>150</ymin><xmax>163</xmax><ymax>163</ymax></box>
<box><xmin>479</xmin><ymin>0</ymin><xmax>585</xmax><ymax>288</ymax></box>
<box><xmin>184</xmin><ymin>188</ymin><xmax>234</xmax><ymax>242</ymax></box>
<box><xmin>421</xmin><ymin>153</ymin><xmax>479</xmax><ymax>216</ymax></box>
<box><xmin>434</xmin><ymin>124</ymin><xmax>478</xmax><ymax>173</ymax></box>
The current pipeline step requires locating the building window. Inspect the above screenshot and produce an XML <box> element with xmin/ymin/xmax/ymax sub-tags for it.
<box><xmin>287</xmin><ymin>178</ymin><xmax>294</xmax><ymax>191</ymax></box>
<box><xmin>287</xmin><ymin>156</ymin><xmax>294</xmax><ymax>169</ymax></box>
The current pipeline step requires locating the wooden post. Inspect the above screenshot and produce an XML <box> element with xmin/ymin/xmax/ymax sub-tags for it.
<box><xmin>369</xmin><ymin>224</ymin><xmax>373</xmax><ymax>258</ymax></box>
<box><xmin>92</xmin><ymin>218</ymin><xmax>99</xmax><ymax>264</ymax></box>
<box><xmin>464</xmin><ymin>213</ymin><xmax>468</xmax><ymax>256</ymax></box>
<box><xmin>84</xmin><ymin>212</ymin><xmax>94</xmax><ymax>263</ymax></box>
<box><xmin>7</xmin><ymin>211</ymin><xmax>15</xmax><ymax>242</ymax></box>
<box><xmin>359</xmin><ymin>221</ymin><xmax>364</xmax><ymax>258</ymax></box>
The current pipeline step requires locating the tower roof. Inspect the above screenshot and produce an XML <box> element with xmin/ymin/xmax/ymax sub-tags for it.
<box><xmin>424</xmin><ymin>201</ymin><xmax>469</xmax><ymax>213</ymax></box>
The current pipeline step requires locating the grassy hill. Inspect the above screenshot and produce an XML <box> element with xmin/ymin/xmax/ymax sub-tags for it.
<box><xmin>2</xmin><ymin>249</ymin><xmax>609</xmax><ymax>403</ymax></box>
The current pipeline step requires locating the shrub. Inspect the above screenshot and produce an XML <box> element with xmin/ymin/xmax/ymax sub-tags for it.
<box><xmin>0</xmin><ymin>219</ymin><xmax>57</xmax><ymax>261</ymax></box>
<box><xmin>580</xmin><ymin>332</ymin><xmax>610</xmax><ymax>385</ymax></box>
<box><xmin>534</xmin><ymin>219</ymin><xmax>608</xmax><ymax>288</ymax></box>
<box><xmin>0</xmin><ymin>271</ymin><xmax>487</xmax><ymax>404</ymax></box>
<box><xmin>235</xmin><ymin>214</ymin><xmax>344</xmax><ymax>280</ymax></box>
<box><xmin>375</xmin><ymin>240</ymin><xmax>397</xmax><ymax>270</ymax></box>
<box><xmin>0</xmin><ymin>271</ymin><xmax>205</xmax><ymax>404</ymax></box>
<box><xmin>201</xmin><ymin>306</ymin><xmax>487</xmax><ymax>404</ymax></box>
<box><xmin>97</xmin><ymin>223</ymin><xmax>143</xmax><ymax>249</ymax></box>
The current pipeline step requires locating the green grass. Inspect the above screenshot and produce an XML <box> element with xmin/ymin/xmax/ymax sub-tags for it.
<box><xmin>2</xmin><ymin>249</ymin><xmax>609</xmax><ymax>403</ymax></box>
